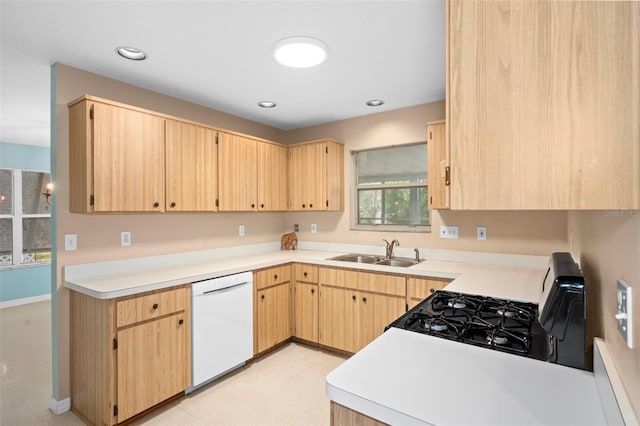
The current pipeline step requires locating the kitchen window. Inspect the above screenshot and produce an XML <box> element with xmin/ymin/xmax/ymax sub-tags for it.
<box><xmin>353</xmin><ymin>143</ymin><xmax>429</xmax><ymax>231</ymax></box>
<box><xmin>0</xmin><ymin>168</ymin><xmax>52</xmax><ymax>267</ymax></box>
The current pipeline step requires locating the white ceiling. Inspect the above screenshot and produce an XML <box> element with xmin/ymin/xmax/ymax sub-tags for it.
<box><xmin>0</xmin><ymin>1</ymin><xmax>445</xmax><ymax>147</ymax></box>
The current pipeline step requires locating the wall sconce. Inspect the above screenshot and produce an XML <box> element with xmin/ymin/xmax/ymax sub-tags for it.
<box><xmin>42</xmin><ymin>182</ymin><xmax>53</xmax><ymax>207</ymax></box>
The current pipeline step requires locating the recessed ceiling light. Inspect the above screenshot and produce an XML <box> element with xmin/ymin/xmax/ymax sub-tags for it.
<box><xmin>258</xmin><ymin>101</ymin><xmax>277</xmax><ymax>108</ymax></box>
<box><xmin>366</xmin><ymin>100</ymin><xmax>385</xmax><ymax>107</ymax></box>
<box><xmin>272</xmin><ymin>37</ymin><xmax>328</xmax><ymax>68</ymax></box>
<box><xmin>116</xmin><ymin>46</ymin><xmax>147</xmax><ymax>61</ymax></box>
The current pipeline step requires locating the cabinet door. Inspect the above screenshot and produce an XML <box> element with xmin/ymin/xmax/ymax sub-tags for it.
<box><xmin>427</xmin><ymin>122</ymin><xmax>449</xmax><ymax>210</ymax></box>
<box><xmin>407</xmin><ymin>277</ymin><xmax>450</xmax><ymax>309</ymax></box>
<box><xmin>294</xmin><ymin>282</ymin><xmax>319</xmax><ymax>342</ymax></box>
<box><xmin>325</xmin><ymin>140</ymin><xmax>344</xmax><ymax>211</ymax></box>
<box><xmin>165</xmin><ymin>120</ymin><xmax>217</xmax><ymax>211</ymax></box>
<box><xmin>218</xmin><ymin>132</ymin><xmax>257</xmax><ymax>211</ymax></box>
<box><xmin>448</xmin><ymin>0</ymin><xmax>640</xmax><ymax>209</ymax></box>
<box><xmin>319</xmin><ymin>286</ymin><xmax>359</xmax><ymax>353</ymax></box>
<box><xmin>117</xmin><ymin>313</ymin><xmax>189</xmax><ymax>422</ymax></box>
<box><xmin>289</xmin><ymin>142</ymin><xmax>326</xmax><ymax>211</ymax></box>
<box><xmin>358</xmin><ymin>293</ymin><xmax>405</xmax><ymax>352</ymax></box>
<box><xmin>92</xmin><ymin>102</ymin><xmax>165</xmax><ymax>212</ymax></box>
<box><xmin>257</xmin><ymin>142</ymin><xmax>288</xmax><ymax>211</ymax></box>
<box><xmin>256</xmin><ymin>283</ymin><xmax>292</xmax><ymax>353</ymax></box>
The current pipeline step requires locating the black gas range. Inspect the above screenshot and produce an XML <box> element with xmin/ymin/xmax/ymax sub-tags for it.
<box><xmin>386</xmin><ymin>252</ymin><xmax>587</xmax><ymax>369</ymax></box>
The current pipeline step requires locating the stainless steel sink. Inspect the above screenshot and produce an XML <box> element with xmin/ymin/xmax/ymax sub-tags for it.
<box><xmin>328</xmin><ymin>253</ymin><xmax>422</xmax><ymax>268</ymax></box>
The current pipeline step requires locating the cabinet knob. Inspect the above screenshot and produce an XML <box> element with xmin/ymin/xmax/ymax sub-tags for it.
<box><xmin>170</xmin><ymin>202</ymin><xmax>176</xmax><ymax>208</ymax></box>
<box><xmin>352</xmin><ymin>295</ymin><xmax>356</xmax><ymax>301</ymax></box>
<box><xmin>261</xmin><ymin>294</ymin><xmax>265</xmax><ymax>300</ymax></box>
<box><xmin>362</xmin><ymin>297</ymin><xmax>367</xmax><ymax>303</ymax></box>
<box><xmin>430</xmin><ymin>288</ymin><xmax>435</xmax><ymax>294</ymax></box>
<box><xmin>153</xmin><ymin>202</ymin><xmax>159</xmax><ymax>208</ymax></box>
<box><xmin>302</xmin><ymin>204</ymin><xmax>306</xmax><ymax>208</ymax></box>
<box><xmin>311</xmin><ymin>288</ymin><xmax>315</xmax><ymax>294</ymax></box>
<box><xmin>152</xmin><ymin>303</ymin><xmax>158</xmax><ymax>310</ymax></box>
<box><xmin>310</xmin><ymin>204</ymin><xmax>313</xmax><ymax>208</ymax></box>
<box><xmin>251</xmin><ymin>203</ymin><xmax>255</xmax><ymax>208</ymax></box>
<box><xmin>261</xmin><ymin>203</ymin><xmax>265</xmax><ymax>208</ymax></box>
<box><xmin>178</xmin><ymin>319</ymin><xmax>184</xmax><ymax>325</ymax></box>
<box><xmin>303</xmin><ymin>272</ymin><xmax>308</xmax><ymax>277</ymax></box>
<box><xmin>274</xmin><ymin>274</ymin><xmax>278</xmax><ymax>280</ymax></box>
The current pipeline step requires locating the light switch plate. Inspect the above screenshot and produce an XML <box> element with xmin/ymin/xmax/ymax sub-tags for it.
<box><xmin>121</xmin><ymin>231</ymin><xmax>131</xmax><ymax>247</ymax></box>
<box><xmin>616</xmin><ymin>279</ymin><xmax>633</xmax><ymax>348</ymax></box>
<box><xmin>440</xmin><ymin>226</ymin><xmax>458</xmax><ymax>239</ymax></box>
<box><xmin>238</xmin><ymin>225</ymin><xmax>245</xmax><ymax>237</ymax></box>
<box><xmin>311</xmin><ymin>224</ymin><xmax>317</xmax><ymax>234</ymax></box>
<box><xmin>64</xmin><ymin>234</ymin><xmax>77</xmax><ymax>251</ymax></box>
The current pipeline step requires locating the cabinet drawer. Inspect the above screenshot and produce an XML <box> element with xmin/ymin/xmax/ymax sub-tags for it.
<box><xmin>319</xmin><ymin>267</ymin><xmax>405</xmax><ymax>297</ymax></box>
<box><xmin>116</xmin><ymin>287</ymin><xmax>188</xmax><ymax>328</ymax></box>
<box><xmin>255</xmin><ymin>265</ymin><xmax>291</xmax><ymax>290</ymax></box>
<box><xmin>294</xmin><ymin>264</ymin><xmax>318</xmax><ymax>283</ymax></box>
<box><xmin>407</xmin><ymin>277</ymin><xmax>450</xmax><ymax>300</ymax></box>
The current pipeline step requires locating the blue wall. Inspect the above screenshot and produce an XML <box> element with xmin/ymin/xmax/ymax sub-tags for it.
<box><xmin>0</xmin><ymin>141</ymin><xmax>51</xmax><ymax>303</ymax></box>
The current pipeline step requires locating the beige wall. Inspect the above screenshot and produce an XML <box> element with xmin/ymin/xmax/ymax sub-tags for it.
<box><xmin>53</xmin><ymin>65</ymin><xmax>569</xmax><ymax>401</ymax></box>
<box><xmin>284</xmin><ymin>103</ymin><xmax>568</xmax><ymax>255</ymax></box>
<box><xmin>53</xmin><ymin>65</ymin><xmax>289</xmax><ymax>399</ymax></box>
<box><xmin>568</xmin><ymin>211</ymin><xmax>640</xmax><ymax>418</ymax></box>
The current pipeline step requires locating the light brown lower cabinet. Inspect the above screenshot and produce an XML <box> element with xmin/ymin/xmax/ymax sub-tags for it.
<box><xmin>293</xmin><ymin>263</ymin><xmax>319</xmax><ymax>343</ymax></box>
<box><xmin>70</xmin><ymin>285</ymin><xmax>191</xmax><ymax>425</ymax></box>
<box><xmin>407</xmin><ymin>277</ymin><xmax>452</xmax><ymax>309</ymax></box>
<box><xmin>254</xmin><ymin>266</ymin><xmax>292</xmax><ymax>354</ymax></box>
<box><xmin>330</xmin><ymin>402</ymin><xmax>388</xmax><ymax>426</ymax></box>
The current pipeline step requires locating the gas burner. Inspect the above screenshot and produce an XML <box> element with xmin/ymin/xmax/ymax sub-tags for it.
<box><xmin>496</xmin><ymin>307</ymin><xmax>517</xmax><ymax>318</ymax></box>
<box><xmin>447</xmin><ymin>298</ymin><xmax>466</xmax><ymax>309</ymax></box>
<box><xmin>429</xmin><ymin>321</ymin><xmax>448</xmax><ymax>332</ymax></box>
<box><xmin>487</xmin><ymin>333</ymin><xmax>509</xmax><ymax>345</ymax></box>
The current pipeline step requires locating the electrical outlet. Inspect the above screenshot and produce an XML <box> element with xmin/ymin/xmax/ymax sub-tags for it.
<box><xmin>477</xmin><ymin>227</ymin><xmax>487</xmax><ymax>240</ymax></box>
<box><xmin>439</xmin><ymin>226</ymin><xmax>459</xmax><ymax>239</ymax></box>
<box><xmin>239</xmin><ymin>225</ymin><xmax>245</xmax><ymax>237</ymax></box>
<box><xmin>616</xmin><ymin>279</ymin><xmax>633</xmax><ymax>348</ymax></box>
<box><xmin>121</xmin><ymin>231</ymin><xmax>131</xmax><ymax>247</ymax></box>
<box><xmin>64</xmin><ymin>234</ymin><xmax>77</xmax><ymax>251</ymax></box>
<box><xmin>294</xmin><ymin>224</ymin><xmax>299</xmax><ymax>232</ymax></box>
<box><xmin>311</xmin><ymin>224</ymin><xmax>317</xmax><ymax>233</ymax></box>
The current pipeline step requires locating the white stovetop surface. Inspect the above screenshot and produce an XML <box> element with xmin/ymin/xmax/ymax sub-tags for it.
<box><xmin>327</xmin><ymin>328</ymin><xmax>607</xmax><ymax>426</ymax></box>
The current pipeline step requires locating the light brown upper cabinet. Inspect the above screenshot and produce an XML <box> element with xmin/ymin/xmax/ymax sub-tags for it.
<box><xmin>447</xmin><ymin>0</ymin><xmax>640</xmax><ymax>209</ymax></box>
<box><xmin>69</xmin><ymin>97</ymin><xmax>166</xmax><ymax>212</ymax></box>
<box><xmin>426</xmin><ymin>121</ymin><xmax>449</xmax><ymax>210</ymax></box>
<box><xmin>165</xmin><ymin>120</ymin><xmax>218</xmax><ymax>212</ymax></box>
<box><xmin>289</xmin><ymin>139</ymin><xmax>344</xmax><ymax>211</ymax></box>
<box><xmin>218</xmin><ymin>133</ymin><xmax>289</xmax><ymax>212</ymax></box>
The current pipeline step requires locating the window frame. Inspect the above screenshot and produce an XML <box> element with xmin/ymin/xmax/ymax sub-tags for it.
<box><xmin>0</xmin><ymin>168</ymin><xmax>52</xmax><ymax>269</ymax></box>
<box><xmin>351</xmin><ymin>143</ymin><xmax>431</xmax><ymax>233</ymax></box>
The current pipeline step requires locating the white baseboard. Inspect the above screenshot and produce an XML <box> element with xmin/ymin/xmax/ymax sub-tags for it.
<box><xmin>0</xmin><ymin>294</ymin><xmax>51</xmax><ymax>309</ymax></box>
<box><xmin>49</xmin><ymin>397</ymin><xmax>70</xmax><ymax>415</ymax></box>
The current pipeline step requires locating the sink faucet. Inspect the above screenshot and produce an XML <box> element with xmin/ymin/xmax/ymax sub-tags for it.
<box><xmin>414</xmin><ymin>248</ymin><xmax>420</xmax><ymax>262</ymax></box>
<box><xmin>383</xmin><ymin>239</ymin><xmax>399</xmax><ymax>259</ymax></box>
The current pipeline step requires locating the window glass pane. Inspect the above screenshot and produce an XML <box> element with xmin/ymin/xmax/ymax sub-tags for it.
<box><xmin>0</xmin><ymin>218</ymin><xmax>13</xmax><ymax>265</ymax></box>
<box><xmin>0</xmin><ymin>169</ymin><xmax>13</xmax><ymax>215</ymax></box>
<box><xmin>418</xmin><ymin>187</ymin><xmax>430</xmax><ymax>225</ymax></box>
<box><xmin>22</xmin><ymin>171</ymin><xmax>51</xmax><ymax>214</ymax></box>
<box><xmin>22</xmin><ymin>218</ymin><xmax>51</xmax><ymax>263</ymax></box>
<box><xmin>357</xmin><ymin>144</ymin><xmax>426</xmax><ymax>186</ymax></box>
<box><xmin>358</xmin><ymin>189</ymin><xmax>383</xmax><ymax>224</ymax></box>
<box><xmin>358</xmin><ymin>188</ymin><xmax>429</xmax><ymax>226</ymax></box>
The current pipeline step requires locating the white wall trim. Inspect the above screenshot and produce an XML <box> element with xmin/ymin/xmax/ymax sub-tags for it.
<box><xmin>48</xmin><ymin>397</ymin><xmax>70</xmax><ymax>415</ymax></box>
<box><xmin>0</xmin><ymin>293</ymin><xmax>51</xmax><ymax>309</ymax></box>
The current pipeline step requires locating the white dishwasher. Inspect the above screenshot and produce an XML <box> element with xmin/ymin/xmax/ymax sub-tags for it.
<box><xmin>189</xmin><ymin>271</ymin><xmax>253</xmax><ymax>392</ymax></box>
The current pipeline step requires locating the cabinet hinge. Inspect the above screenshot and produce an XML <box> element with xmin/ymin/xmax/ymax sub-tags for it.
<box><xmin>215</xmin><ymin>199</ymin><xmax>219</xmax><ymax>207</ymax></box>
<box><xmin>405</xmin><ymin>303</ymin><xmax>409</xmax><ymax>312</ymax></box>
<box><xmin>325</xmin><ymin>147</ymin><xmax>328</xmax><ymax>154</ymax></box>
<box><xmin>89</xmin><ymin>195</ymin><xmax>94</xmax><ymax>206</ymax></box>
<box><xmin>89</xmin><ymin>107</ymin><xmax>94</xmax><ymax>120</ymax></box>
<box><xmin>215</xmin><ymin>134</ymin><xmax>219</xmax><ymax>145</ymax></box>
<box><xmin>113</xmin><ymin>405</ymin><xmax>118</xmax><ymax>417</ymax></box>
<box><xmin>113</xmin><ymin>338</ymin><xmax>118</xmax><ymax>350</ymax></box>
<box><xmin>445</xmin><ymin>166</ymin><xmax>450</xmax><ymax>186</ymax></box>
<box><xmin>326</xmin><ymin>200</ymin><xmax>329</xmax><ymax>207</ymax></box>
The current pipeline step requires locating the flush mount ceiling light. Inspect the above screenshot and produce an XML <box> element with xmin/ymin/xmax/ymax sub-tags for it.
<box><xmin>272</xmin><ymin>37</ymin><xmax>328</xmax><ymax>68</ymax></box>
<box><xmin>366</xmin><ymin>100</ymin><xmax>385</xmax><ymax>107</ymax></box>
<box><xmin>116</xmin><ymin>46</ymin><xmax>147</xmax><ymax>61</ymax></box>
<box><xmin>258</xmin><ymin>101</ymin><xmax>277</xmax><ymax>108</ymax></box>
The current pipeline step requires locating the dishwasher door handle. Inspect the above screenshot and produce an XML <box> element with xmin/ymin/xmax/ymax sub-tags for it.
<box><xmin>200</xmin><ymin>281</ymin><xmax>250</xmax><ymax>296</ymax></box>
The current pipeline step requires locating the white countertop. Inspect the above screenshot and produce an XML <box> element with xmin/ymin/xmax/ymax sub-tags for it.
<box><xmin>64</xmin><ymin>242</ymin><xmax>548</xmax><ymax>301</ymax></box>
<box><xmin>326</xmin><ymin>328</ymin><xmax>607</xmax><ymax>426</ymax></box>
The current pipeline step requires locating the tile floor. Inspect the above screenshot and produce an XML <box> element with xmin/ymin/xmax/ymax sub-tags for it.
<box><xmin>0</xmin><ymin>300</ymin><xmax>347</xmax><ymax>426</ymax></box>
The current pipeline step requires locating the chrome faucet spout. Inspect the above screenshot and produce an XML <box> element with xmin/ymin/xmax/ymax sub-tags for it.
<box><xmin>414</xmin><ymin>248</ymin><xmax>420</xmax><ymax>262</ymax></box>
<box><xmin>383</xmin><ymin>239</ymin><xmax>399</xmax><ymax>258</ymax></box>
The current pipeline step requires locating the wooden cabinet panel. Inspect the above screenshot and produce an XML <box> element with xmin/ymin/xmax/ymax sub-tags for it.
<box><xmin>256</xmin><ymin>283</ymin><xmax>292</xmax><ymax>353</ymax></box>
<box><xmin>330</xmin><ymin>402</ymin><xmax>388</xmax><ymax>426</ymax></box>
<box><xmin>218</xmin><ymin>132</ymin><xmax>258</xmax><ymax>211</ymax></box>
<box><xmin>257</xmin><ymin>142</ymin><xmax>288</xmax><ymax>211</ymax></box>
<box><xmin>319</xmin><ymin>267</ymin><xmax>405</xmax><ymax>297</ymax></box>
<box><xmin>447</xmin><ymin>0</ymin><xmax>640</xmax><ymax>209</ymax></box>
<box><xmin>165</xmin><ymin>120</ymin><xmax>217</xmax><ymax>212</ymax></box>
<box><xmin>289</xmin><ymin>139</ymin><xmax>344</xmax><ymax>211</ymax></box>
<box><xmin>359</xmin><ymin>292</ymin><xmax>405</xmax><ymax>352</ymax></box>
<box><xmin>91</xmin><ymin>101</ymin><xmax>166</xmax><ymax>212</ymax></box>
<box><xmin>117</xmin><ymin>312</ymin><xmax>190</xmax><ymax>421</ymax></box>
<box><xmin>116</xmin><ymin>287</ymin><xmax>188</xmax><ymax>328</ymax></box>
<box><xmin>294</xmin><ymin>282</ymin><xmax>319</xmax><ymax>342</ymax></box>
<box><xmin>407</xmin><ymin>277</ymin><xmax>450</xmax><ymax>309</ymax></box>
<box><xmin>427</xmin><ymin>121</ymin><xmax>449</xmax><ymax>210</ymax></box>
<box><xmin>294</xmin><ymin>263</ymin><xmax>318</xmax><ymax>283</ymax></box>
<box><xmin>319</xmin><ymin>286</ymin><xmax>359</xmax><ymax>353</ymax></box>
<box><xmin>255</xmin><ymin>265</ymin><xmax>291</xmax><ymax>290</ymax></box>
